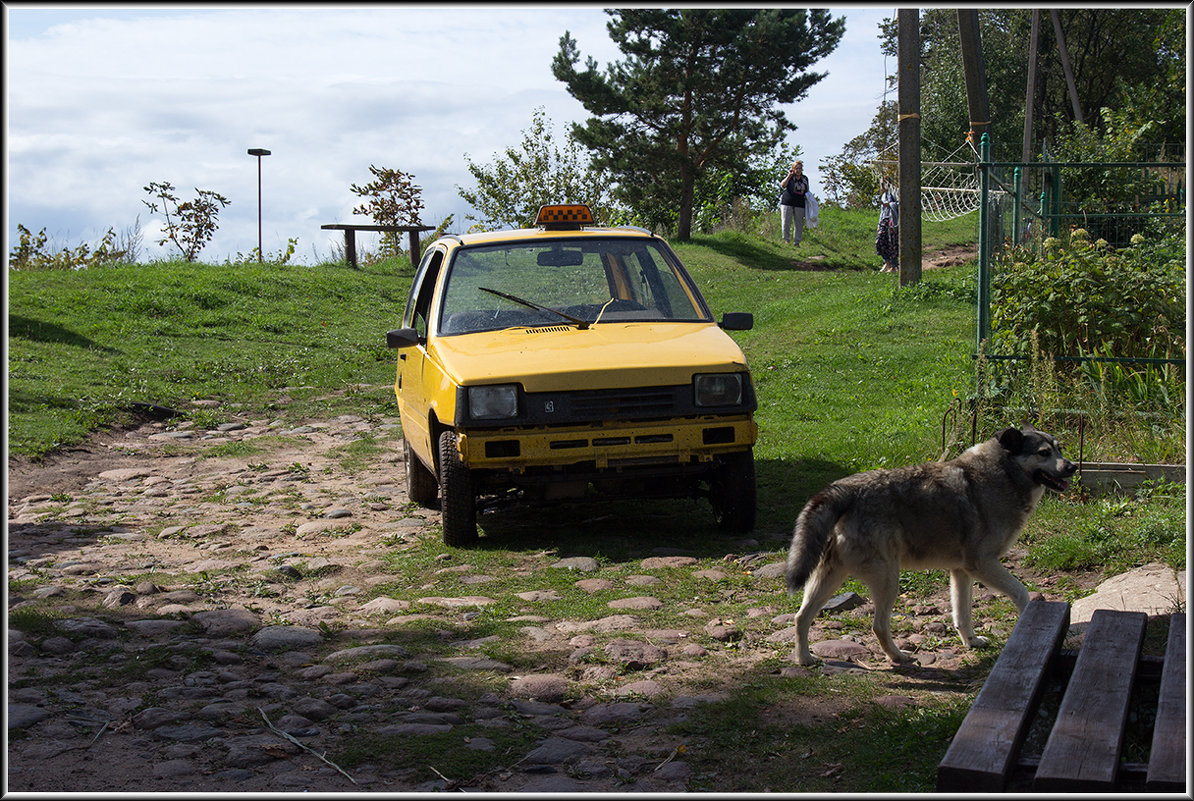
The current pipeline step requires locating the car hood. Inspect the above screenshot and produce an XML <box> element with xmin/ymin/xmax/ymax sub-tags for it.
<box><xmin>430</xmin><ymin>322</ymin><xmax>750</xmax><ymax>392</ymax></box>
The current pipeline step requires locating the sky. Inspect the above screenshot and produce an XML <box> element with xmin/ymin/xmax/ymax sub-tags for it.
<box><xmin>5</xmin><ymin>4</ymin><xmax>896</xmax><ymax>265</ymax></box>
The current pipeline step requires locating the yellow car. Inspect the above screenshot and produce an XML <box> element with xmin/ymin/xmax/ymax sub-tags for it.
<box><xmin>387</xmin><ymin>204</ymin><xmax>757</xmax><ymax>546</ymax></box>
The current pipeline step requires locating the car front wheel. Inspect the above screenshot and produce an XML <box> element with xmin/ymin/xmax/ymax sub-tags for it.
<box><xmin>438</xmin><ymin>430</ymin><xmax>478</xmax><ymax>547</ymax></box>
<box><xmin>710</xmin><ymin>449</ymin><xmax>756</xmax><ymax>534</ymax></box>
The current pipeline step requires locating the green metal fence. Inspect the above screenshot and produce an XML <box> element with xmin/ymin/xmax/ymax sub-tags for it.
<box><xmin>974</xmin><ymin>133</ymin><xmax>1186</xmax><ymax>366</ymax></box>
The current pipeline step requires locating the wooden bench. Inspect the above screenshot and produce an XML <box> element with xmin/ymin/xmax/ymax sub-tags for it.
<box><xmin>321</xmin><ymin>223</ymin><xmax>434</xmax><ymax>269</ymax></box>
<box><xmin>937</xmin><ymin>600</ymin><xmax>1186</xmax><ymax>793</ymax></box>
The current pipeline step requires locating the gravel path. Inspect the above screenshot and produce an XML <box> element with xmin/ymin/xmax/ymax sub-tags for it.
<box><xmin>8</xmin><ymin>407</ymin><xmax>1021</xmax><ymax>793</ymax></box>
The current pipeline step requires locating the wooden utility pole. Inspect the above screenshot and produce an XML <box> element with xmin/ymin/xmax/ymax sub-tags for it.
<box><xmin>1022</xmin><ymin>10</ymin><xmax>1041</xmax><ymax>162</ymax></box>
<box><xmin>957</xmin><ymin>10</ymin><xmax>991</xmax><ymax>147</ymax></box>
<box><xmin>1050</xmin><ymin>10</ymin><xmax>1084</xmax><ymax>124</ymax></box>
<box><xmin>897</xmin><ymin>9</ymin><xmax>921</xmax><ymax>287</ymax></box>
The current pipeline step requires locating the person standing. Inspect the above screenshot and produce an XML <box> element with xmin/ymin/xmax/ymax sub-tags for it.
<box><xmin>779</xmin><ymin>160</ymin><xmax>811</xmax><ymax>247</ymax></box>
<box><xmin>876</xmin><ymin>178</ymin><xmax>899</xmax><ymax>272</ymax></box>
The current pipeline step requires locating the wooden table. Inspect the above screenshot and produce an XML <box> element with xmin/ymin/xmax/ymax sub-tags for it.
<box><xmin>937</xmin><ymin>600</ymin><xmax>1186</xmax><ymax>792</ymax></box>
<box><xmin>321</xmin><ymin>223</ymin><xmax>435</xmax><ymax>268</ymax></box>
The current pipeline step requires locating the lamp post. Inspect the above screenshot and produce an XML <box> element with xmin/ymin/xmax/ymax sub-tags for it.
<box><xmin>247</xmin><ymin>148</ymin><xmax>271</xmax><ymax>262</ymax></box>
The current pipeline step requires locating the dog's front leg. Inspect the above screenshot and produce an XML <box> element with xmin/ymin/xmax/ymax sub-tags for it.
<box><xmin>949</xmin><ymin>569</ymin><xmax>986</xmax><ymax>648</ymax></box>
<box><xmin>959</xmin><ymin>561</ymin><xmax>1030</xmax><ymax>648</ymax></box>
<box><xmin>969</xmin><ymin>560</ymin><xmax>1030</xmax><ymax>611</ymax></box>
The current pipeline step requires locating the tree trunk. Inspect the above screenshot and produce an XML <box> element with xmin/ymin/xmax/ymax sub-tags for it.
<box><xmin>677</xmin><ymin>173</ymin><xmax>695</xmax><ymax>240</ymax></box>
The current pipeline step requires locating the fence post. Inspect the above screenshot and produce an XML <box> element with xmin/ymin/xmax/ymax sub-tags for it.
<box><xmin>1013</xmin><ymin>167</ymin><xmax>1022</xmax><ymax>246</ymax></box>
<box><xmin>977</xmin><ymin>133</ymin><xmax>992</xmax><ymax>352</ymax></box>
<box><xmin>1054</xmin><ymin>168</ymin><xmax>1063</xmax><ymax>237</ymax></box>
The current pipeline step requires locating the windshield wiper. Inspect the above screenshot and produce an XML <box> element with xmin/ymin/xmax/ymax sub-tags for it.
<box><xmin>478</xmin><ymin>287</ymin><xmax>590</xmax><ymax>329</ymax></box>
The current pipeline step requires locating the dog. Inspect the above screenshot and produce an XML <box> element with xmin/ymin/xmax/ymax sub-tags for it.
<box><xmin>785</xmin><ymin>425</ymin><xmax>1076</xmax><ymax>666</ymax></box>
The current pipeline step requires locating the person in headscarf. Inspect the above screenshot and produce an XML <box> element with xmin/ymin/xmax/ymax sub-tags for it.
<box><xmin>876</xmin><ymin>177</ymin><xmax>899</xmax><ymax>272</ymax></box>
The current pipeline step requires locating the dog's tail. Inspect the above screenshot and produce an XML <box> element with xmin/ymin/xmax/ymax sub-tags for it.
<box><xmin>786</xmin><ymin>484</ymin><xmax>852</xmax><ymax>594</ymax></box>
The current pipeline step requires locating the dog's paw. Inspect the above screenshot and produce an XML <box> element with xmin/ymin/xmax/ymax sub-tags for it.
<box><xmin>966</xmin><ymin>635</ymin><xmax>991</xmax><ymax>649</ymax></box>
<box><xmin>888</xmin><ymin>649</ymin><xmax>916</xmax><ymax>664</ymax></box>
<box><xmin>794</xmin><ymin>650</ymin><xmax>820</xmax><ymax>666</ymax></box>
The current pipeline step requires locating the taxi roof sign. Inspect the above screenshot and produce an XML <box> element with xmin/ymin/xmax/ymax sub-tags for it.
<box><xmin>535</xmin><ymin>204</ymin><xmax>594</xmax><ymax>230</ymax></box>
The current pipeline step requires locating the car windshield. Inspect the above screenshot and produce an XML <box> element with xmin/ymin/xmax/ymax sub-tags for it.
<box><xmin>437</xmin><ymin>237</ymin><xmax>710</xmax><ymax>335</ymax></box>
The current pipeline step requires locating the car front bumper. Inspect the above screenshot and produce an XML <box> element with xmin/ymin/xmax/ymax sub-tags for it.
<box><xmin>456</xmin><ymin>414</ymin><xmax>757</xmax><ymax>471</ymax></box>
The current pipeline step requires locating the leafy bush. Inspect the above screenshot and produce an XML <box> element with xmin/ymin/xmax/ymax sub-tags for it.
<box><xmin>8</xmin><ymin>223</ymin><xmax>138</xmax><ymax>270</ymax></box>
<box><xmin>460</xmin><ymin>108</ymin><xmax>617</xmax><ymax>230</ymax></box>
<box><xmin>976</xmin><ymin>229</ymin><xmax>1184</xmax><ymax>463</ymax></box>
<box><xmin>143</xmin><ymin>181</ymin><xmax>231</xmax><ymax>262</ymax></box>
<box><xmin>1045</xmin><ymin>108</ymin><xmax>1183</xmax><ymax>245</ymax></box>
<box><xmin>991</xmin><ymin>228</ymin><xmax>1185</xmax><ymax>361</ymax></box>
<box><xmin>224</xmin><ymin>238</ymin><xmax>299</xmax><ymax>267</ymax></box>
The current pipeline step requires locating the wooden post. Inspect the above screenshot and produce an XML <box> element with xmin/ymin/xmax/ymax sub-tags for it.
<box><xmin>343</xmin><ymin>230</ymin><xmax>358</xmax><ymax>269</ymax></box>
<box><xmin>977</xmin><ymin>134</ymin><xmax>992</xmax><ymax>350</ymax></box>
<box><xmin>897</xmin><ymin>9</ymin><xmax>921</xmax><ymax>287</ymax></box>
<box><xmin>408</xmin><ymin>230</ymin><xmax>421</xmax><ymax>267</ymax></box>
<box><xmin>1022</xmin><ymin>10</ymin><xmax>1040</xmax><ymax>163</ymax></box>
<box><xmin>957</xmin><ymin>10</ymin><xmax>992</xmax><ymax>147</ymax></box>
<box><xmin>1050</xmin><ymin>10</ymin><xmax>1084</xmax><ymax>125</ymax></box>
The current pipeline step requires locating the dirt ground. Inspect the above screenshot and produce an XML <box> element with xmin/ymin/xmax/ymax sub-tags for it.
<box><xmin>7</xmin><ymin>369</ymin><xmax>1101</xmax><ymax>793</ymax></box>
<box><xmin>791</xmin><ymin>243</ymin><xmax>976</xmax><ymax>272</ymax></box>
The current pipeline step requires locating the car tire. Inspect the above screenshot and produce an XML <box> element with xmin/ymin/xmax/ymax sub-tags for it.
<box><xmin>710</xmin><ymin>449</ymin><xmax>756</xmax><ymax>534</ymax></box>
<box><xmin>438</xmin><ymin>430</ymin><xmax>478</xmax><ymax>547</ymax></box>
<box><xmin>404</xmin><ymin>438</ymin><xmax>438</xmax><ymax>507</ymax></box>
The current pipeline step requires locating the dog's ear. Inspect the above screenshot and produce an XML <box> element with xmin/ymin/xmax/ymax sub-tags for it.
<box><xmin>997</xmin><ymin>427</ymin><xmax>1024</xmax><ymax>452</ymax></box>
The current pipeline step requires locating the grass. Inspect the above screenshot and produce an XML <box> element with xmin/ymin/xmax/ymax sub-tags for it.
<box><xmin>674</xmin><ymin>211</ymin><xmax>984</xmax><ymax>530</ymax></box>
<box><xmin>8</xmin><ymin>257</ymin><xmax>413</xmax><ymax>458</ymax></box>
<box><xmin>6</xmin><ymin>208</ymin><xmax>1186</xmax><ymax>792</ymax></box>
<box><xmin>666</xmin><ymin>670</ymin><xmax>976</xmax><ymax>792</ymax></box>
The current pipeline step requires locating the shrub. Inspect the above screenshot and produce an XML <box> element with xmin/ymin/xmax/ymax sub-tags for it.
<box><xmin>8</xmin><ymin>223</ymin><xmax>138</xmax><ymax>270</ymax></box>
<box><xmin>224</xmin><ymin>238</ymin><xmax>299</xmax><ymax>267</ymax></box>
<box><xmin>350</xmin><ymin>165</ymin><xmax>425</xmax><ymax>257</ymax></box>
<box><xmin>991</xmin><ymin>229</ymin><xmax>1185</xmax><ymax>361</ymax></box>
<box><xmin>977</xmin><ymin>230</ymin><xmax>1184</xmax><ymax>463</ymax></box>
<box><xmin>143</xmin><ymin>181</ymin><xmax>231</xmax><ymax>262</ymax></box>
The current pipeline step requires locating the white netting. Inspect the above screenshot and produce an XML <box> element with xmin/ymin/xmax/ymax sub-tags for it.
<box><xmin>874</xmin><ymin>140</ymin><xmax>985</xmax><ymax>222</ymax></box>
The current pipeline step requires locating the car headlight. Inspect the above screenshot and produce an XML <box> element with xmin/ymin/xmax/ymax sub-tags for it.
<box><xmin>694</xmin><ymin>373</ymin><xmax>743</xmax><ymax>407</ymax></box>
<box><xmin>467</xmin><ymin>384</ymin><xmax>520</xmax><ymax>419</ymax></box>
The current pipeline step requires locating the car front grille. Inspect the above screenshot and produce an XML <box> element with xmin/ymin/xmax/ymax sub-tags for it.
<box><xmin>569</xmin><ymin>387</ymin><xmax>677</xmax><ymax>418</ymax></box>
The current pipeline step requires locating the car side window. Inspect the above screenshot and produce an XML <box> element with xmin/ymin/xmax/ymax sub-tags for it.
<box><xmin>405</xmin><ymin>248</ymin><xmax>444</xmax><ymax>340</ymax></box>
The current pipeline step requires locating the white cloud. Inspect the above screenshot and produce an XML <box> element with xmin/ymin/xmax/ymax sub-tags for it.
<box><xmin>6</xmin><ymin>5</ymin><xmax>890</xmax><ymax>263</ymax></box>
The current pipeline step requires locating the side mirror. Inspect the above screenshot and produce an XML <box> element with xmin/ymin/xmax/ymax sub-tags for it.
<box><xmin>386</xmin><ymin>328</ymin><xmax>421</xmax><ymax>348</ymax></box>
<box><xmin>719</xmin><ymin>312</ymin><xmax>753</xmax><ymax>331</ymax></box>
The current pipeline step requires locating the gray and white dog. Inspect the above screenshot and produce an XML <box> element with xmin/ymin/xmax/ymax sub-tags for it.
<box><xmin>785</xmin><ymin>425</ymin><xmax>1076</xmax><ymax>666</ymax></box>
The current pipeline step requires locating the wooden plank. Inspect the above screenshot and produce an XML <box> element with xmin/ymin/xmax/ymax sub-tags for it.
<box><xmin>1033</xmin><ymin>609</ymin><xmax>1147</xmax><ymax>792</ymax></box>
<box><xmin>1147</xmin><ymin>613</ymin><xmax>1186</xmax><ymax>792</ymax></box>
<box><xmin>937</xmin><ymin>600</ymin><xmax>1070</xmax><ymax>792</ymax></box>
<box><xmin>320</xmin><ymin>224</ymin><xmax>434</xmax><ymax>233</ymax></box>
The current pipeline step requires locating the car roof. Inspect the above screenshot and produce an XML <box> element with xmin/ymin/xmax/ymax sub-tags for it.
<box><xmin>445</xmin><ymin>225</ymin><xmax>656</xmax><ymax>248</ymax></box>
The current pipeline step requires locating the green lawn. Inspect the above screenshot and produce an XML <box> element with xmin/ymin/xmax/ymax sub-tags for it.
<box><xmin>9</xmin><ymin>208</ymin><xmax>1181</xmax><ymax>554</ymax></box>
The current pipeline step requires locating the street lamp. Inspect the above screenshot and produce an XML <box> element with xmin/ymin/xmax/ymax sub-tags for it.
<box><xmin>247</xmin><ymin>148</ymin><xmax>271</xmax><ymax>262</ymax></box>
